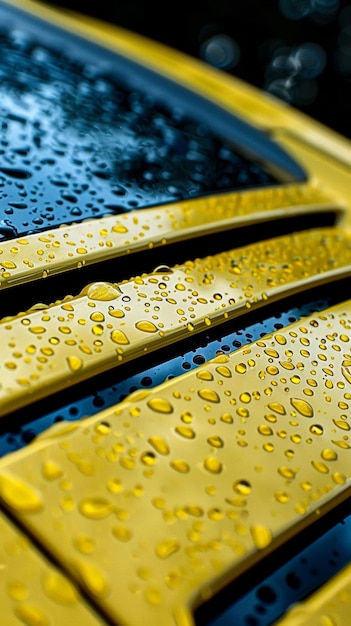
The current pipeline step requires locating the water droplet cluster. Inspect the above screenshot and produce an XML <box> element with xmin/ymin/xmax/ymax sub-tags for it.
<box><xmin>0</xmin><ymin>505</ymin><xmax>100</xmax><ymax>625</ymax></box>
<box><xmin>0</xmin><ymin>227</ymin><xmax>350</xmax><ymax>416</ymax></box>
<box><xmin>0</xmin><ymin>23</ymin><xmax>275</xmax><ymax>242</ymax></box>
<box><xmin>0</xmin><ymin>182</ymin><xmax>330</xmax><ymax>289</ymax></box>
<box><xmin>0</xmin><ymin>300</ymin><xmax>350</xmax><ymax>625</ymax></box>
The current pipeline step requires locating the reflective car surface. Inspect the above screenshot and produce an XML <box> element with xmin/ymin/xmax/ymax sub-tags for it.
<box><xmin>0</xmin><ymin>1</ymin><xmax>351</xmax><ymax>625</ymax></box>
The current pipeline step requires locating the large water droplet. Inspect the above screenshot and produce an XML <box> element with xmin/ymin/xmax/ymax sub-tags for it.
<box><xmin>0</xmin><ymin>473</ymin><xmax>43</xmax><ymax>513</ymax></box>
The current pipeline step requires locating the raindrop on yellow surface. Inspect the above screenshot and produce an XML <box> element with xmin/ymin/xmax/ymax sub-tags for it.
<box><xmin>312</xmin><ymin>461</ymin><xmax>329</xmax><ymax>474</ymax></box>
<box><xmin>42</xmin><ymin>460</ymin><xmax>63</xmax><ymax>481</ymax></box>
<box><xmin>67</xmin><ymin>355</ymin><xmax>83</xmax><ymax>372</ymax></box>
<box><xmin>135</xmin><ymin>320</ymin><xmax>158</xmax><ymax>333</ymax></box>
<box><xmin>110</xmin><ymin>329</ymin><xmax>129</xmax><ymax>345</ymax></box>
<box><xmin>216</xmin><ymin>366</ymin><xmax>232</xmax><ymax>378</ymax></box>
<box><xmin>310</xmin><ymin>424</ymin><xmax>324</xmax><ymax>436</ymax></box>
<box><xmin>14</xmin><ymin>604</ymin><xmax>49</xmax><ymax>626</ymax></box>
<box><xmin>141</xmin><ymin>451</ymin><xmax>157</xmax><ymax>466</ymax></box>
<box><xmin>207</xmin><ymin>435</ymin><xmax>224</xmax><ymax>448</ymax></box>
<box><xmin>250</xmin><ymin>525</ymin><xmax>272</xmax><ymax>549</ymax></box>
<box><xmin>95</xmin><ymin>422</ymin><xmax>111</xmax><ymax>436</ymax></box>
<box><xmin>147</xmin><ymin>398</ymin><xmax>174</xmax><ymax>414</ymax></box>
<box><xmin>275</xmin><ymin>491</ymin><xmax>289</xmax><ymax>503</ymax></box>
<box><xmin>79</xmin><ymin>498</ymin><xmax>114</xmax><ymax>519</ymax></box>
<box><xmin>290</xmin><ymin>397</ymin><xmax>314</xmax><ymax>417</ymax></box>
<box><xmin>198</xmin><ymin>389</ymin><xmax>220</xmax><ymax>403</ymax></box>
<box><xmin>235</xmin><ymin>363</ymin><xmax>247</xmax><ymax>374</ymax></box>
<box><xmin>74</xmin><ymin>560</ymin><xmax>110</xmax><ymax>597</ymax></box>
<box><xmin>109</xmin><ymin>308</ymin><xmax>125</xmax><ymax>319</ymax></box>
<box><xmin>333</xmin><ymin>420</ymin><xmax>350</xmax><ymax>431</ymax></box>
<box><xmin>267</xmin><ymin>403</ymin><xmax>286</xmax><ymax>415</ymax></box>
<box><xmin>278</xmin><ymin>467</ymin><xmax>296</xmax><ymax>479</ymax></box>
<box><xmin>85</xmin><ymin>282</ymin><xmax>121</xmax><ymax>301</ymax></box>
<box><xmin>28</xmin><ymin>326</ymin><xmax>46</xmax><ymax>334</ymax></box>
<box><xmin>204</xmin><ymin>457</ymin><xmax>222</xmax><ymax>474</ymax></box>
<box><xmin>332</xmin><ymin>472</ymin><xmax>346</xmax><ymax>485</ymax></box>
<box><xmin>233</xmin><ymin>480</ymin><xmax>252</xmax><ymax>495</ymax></box>
<box><xmin>321</xmin><ymin>449</ymin><xmax>338</xmax><ymax>461</ymax></box>
<box><xmin>175</xmin><ymin>426</ymin><xmax>195</xmax><ymax>439</ymax></box>
<box><xmin>112</xmin><ymin>224</ymin><xmax>128</xmax><ymax>233</ymax></box>
<box><xmin>258</xmin><ymin>425</ymin><xmax>273</xmax><ymax>436</ymax></box>
<box><xmin>155</xmin><ymin>539</ymin><xmax>180</xmax><ymax>559</ymax></box>
<box><xmin>145</xmin><ymin>586</ymin><xmax>162</xmax><ymax>605</ymax></box>
<box><xmin>90</xmin><ymin>312</ymin><xmax>105</xmax><ymax>322</ymax></box>
<box><xmin>221</xmin><ymin>413</ymin><xmax>233</xmax><ymax>424</ymax></box>
<box><xmin>148</xmin><ymin>436</ymin><xmax>170</xmax><ymax>455</ymax></box>
<box><xmin>170</xmin><ymin>460</ymin><xmax>190</xmax><ymax>473</ymax></box>
<box><xmin>0</xmin><ymin>473</ymin><xmax>43</xmax><ymax>513</ymax></box>
<box><xmin>42</xmin><ymin>572</ymin><xmax>77</xmax><ymax>605</ymax></box>
<box><xmin>196</xmin><ymin>370</ymin><xmax>214</xmax><ymax>381</ymax></box>
<box><xmin>8</xmin><ymin>580</ymin><xmax>28</xmax><ymax>601</ymax></box>
<box><xmin>112</xmin><ymin>526</ymin><xmax>132</xmax><ymax>542</ymax></box>
<box><xmin>73</xmin><ymin>535</ymin><xmax>96</xmax><ymax>554</ymax></box>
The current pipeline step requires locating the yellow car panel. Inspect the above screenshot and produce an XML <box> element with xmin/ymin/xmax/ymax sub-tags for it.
<box><xmin>0</xmin><ymin>508</ymin><xmax>103</xmax><ymax>625</ymax></box>
<box><xmin>0</xmin><ymin>301</ymin><xmax>350</xmax><ymax>626</ymax></box>
<box><xmin>0</xmin><ymin>0</ymin><xmax>350</xmax><ymax>625</ymax></box>
<box><xmin>1</xmin><ymin>227</ymin><xmax>351</xmax><ymax>417</ymax></box>
<box><xmin>0</xmin><ymin>183</ymin><xmax>334</xmax><ymax>291</ymax></box>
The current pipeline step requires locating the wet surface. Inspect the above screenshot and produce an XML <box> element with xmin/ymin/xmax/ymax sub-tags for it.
<box><xmin>0</xmin><ymin>23</ymin><xmax>277</xmax><ymax>241</ymax></box>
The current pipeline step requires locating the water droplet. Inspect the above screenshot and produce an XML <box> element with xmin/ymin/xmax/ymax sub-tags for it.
<box><xmin>258</xmin><ymin>425</ymin><xmax>273</xmax><ymax>436</ymax></box>
<box><xmin>67</xmin><ymin>355</ymin><xmax>83</xmax><ymax>372</ymax></box>
<box><xmin>274</xmin><ymin>491</ymin><xmax>289</xmax><ymax>503</ymax></box>
<box><xmin>278</xmin><ymin>466</ymin><xmax>296</xmax><ymax>479</ymax></box>
<box><xmin>135</xmin><ymin>320</ymin><xmax>158</xmax><ymax>333</ymax></box>
<box><xmin>235</xmin><ymin>363</ymin><xmax>247</xmax><ymax>374</ymax></box>
<box><xmin>141</xmin><ymin>451</ymin><xmax>157</xmax><ymax>466</ymax></box>
<box><xmin>250</xmin><ymin>525</ymin><xmax>272</xmax><ymax>549</ymax></box>
<box><xmin>148</xmin><ymin>436</ymin><xmax>170</xmax><ymax>455</ymax></box>
<box><xmin>290</xmin><ymin>397</ymin><xmax>314</xmax><ymax>417</ymax></box>
<box><xmin>112</xmin><ymin>526</ymin><xmax>132</xmax><ymax>542</ymax></box>
<box><xmin>111</xmin><ymin>329</ymin><xmax>129</xmax><ymax>345</ymax></box>
<box><xmin>0</xmin><ymin>473</ymin><xmax>43</xmax><ymax>513</ymax></box>
<box><xmin>84</xmin><ymin>282</ymin><xmax>121</xmax><ymax>301</ymax></box>
<box><xmin>147</xmin><ymin>398</ymin><xmax>174</xmax><ymax>414</ymax></box>
<box><xmin>175</xmin><ymin>426</ymin><xmax>195</xmax><ymax>439</ymax></box>
<box><xmin>145</xmin><ymin>586</ymin><xmax>162</xmax><ymax>605</ymax></box>
<box><xmin>321</xmin><ymin>449</ymin><xmax>338</xmax><ymax>461</ymax></box>
<box><xmin>74</xmin><ymin>560</ymin><xmax>110</xmax><ymax>597</ymax></box>
<box><xmin>207</xmin><ymin>435</ymin><xmax>224</xmax><ymax>448</ymax></box>
<box><xmin>267</xmin><ymin>402</ymin><xmax>286</xmax><ymax>415</ymax></box>
<box><xmin>42</xmin><ymin>460</ymin><xmax>63</xmax><ymax>481</ymax></box>
<box><xmin>312</xmin><ymin>461</ymin><xmax>329</xmax><ymax>474</ymax></box>
<box><xmin>8</xmin><ymin>580</ymin><xmax>28</xmax><ymax>601</ymax></box>
<box><xmin>309</xmin><ymin>424</ymin><xmax>324</xmax><ymax>436</ymax></box>
<box><xmin>204</xmin><ymin>457</ymin><xmax>222</xmax><ymax>474</ymax></box>
<box><xmin>42</xmin><ymin>572</ymin><xmax>77</xmax><ymax>605</ymax></box>
<box><xmin>155</xmin><ymin>539</ymin><xmax>180</xmax><ymax>559</ymax></box>
<box><xmin>216</xmin><ymin>365</ymin><xmax>232</xmax><ymax>377</ymax></box>
<box><xmin>233</xmin><ymin>480</ymin><xmax>251</xmax><ymax>495</ymax></box>
<box><xmin>14</xmin><ymin>604</ymin><xmax>49</xmax><ymax>626</ymax></box>
<box><xmin>73</xmin><ymin>535</ymin><xmax>96</xmax><ymax>554</ymax></box>
<box><xmin>79</xmin><ymin>498</ymin><xmax>114</xmax><ymax>519</ymax></box>
<box><xmin>170</xmin><ymin>460</ymin><xmax>190</xmax><ymax>473</ymax></box>
<box><xmin>198</xmin><ymin>389</ymin><xmax>220</xmax><ymax>403</ymax></box>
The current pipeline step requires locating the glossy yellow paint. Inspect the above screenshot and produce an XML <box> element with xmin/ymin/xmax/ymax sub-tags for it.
<box><xmin>0</xmin><ymin>184</ymin><xmax>335</xmax><ymax>290</ymax></box>
<box><xmin>0</xmin><ymin>2</ymin><xmax>350</xmax><ymax>625</ymax></box>
<box><xmin>1</xmin><ymin>226</ymin><xmax>351</xmax><ymax>417</ymax></box>
<box><xmin>276</xmin><ymin>563</ymin><xmax>351</xmax><ymax>625</ymax></box>
<box><xmin>0</xmin><ymin>507</ymin><xmax>102</xmax><ymax>625</ymax></box>
<box><xmin>0</xmin><ymin>301</ymin><xmax>350</xmax><ymax>626</ymax></box>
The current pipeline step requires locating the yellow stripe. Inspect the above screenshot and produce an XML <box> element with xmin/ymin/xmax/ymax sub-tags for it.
<box><xmin>1</xmin><ymin>227</ymin><xmax>351</xmax><ymax>417</ymax></box>
<box><xmin>0</xmin><ymin>508</ymin><xmax>103</xmax><ymax>625</ymax></box>
<box><xmin>0</xmin><ymin>184</ymin><xmax>335</xmax><ymax>290</ymax></box>
<box><xmin>0</xmin><ymin>300</ymin><xmax>350</xmax><ymax>625</ymax></box>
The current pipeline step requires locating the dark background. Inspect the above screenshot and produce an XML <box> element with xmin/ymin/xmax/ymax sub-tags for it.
<box><xmin>49</xmin><ymin>0</ymin><xmax>351</xmax><ymax>139</ymax></box>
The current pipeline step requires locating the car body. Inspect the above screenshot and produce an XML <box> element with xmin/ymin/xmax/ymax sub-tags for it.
<box><xmin>0</xmin><ymin>1</ymin><xmax>351</xmax><ymax>625</ymax></box>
